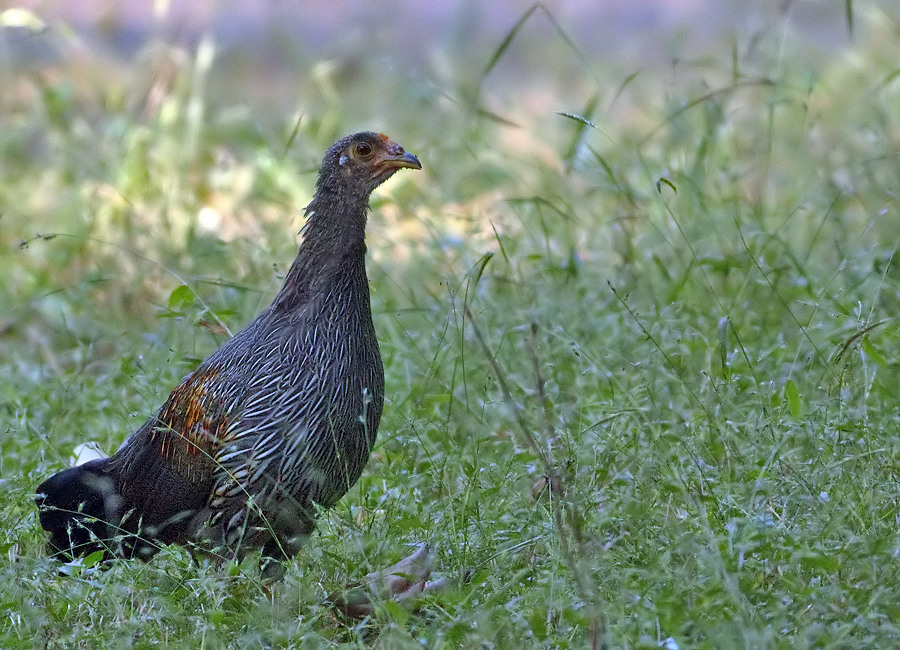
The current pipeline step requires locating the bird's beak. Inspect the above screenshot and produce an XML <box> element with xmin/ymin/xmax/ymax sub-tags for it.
<box><xmin>375</xmin><ymin>137</ymin><xmax>422</xmax><ymax>176</ymax></box>
<box><xmin>392</xmin><ymin>151</ymin><xmax>422</xmax><ymax>170</ymax></box>
<box><xmin>380</xmin><ymin>149</ymin><xmax>422</xmax><ymax>171</ymax></box>
<box><xmin>368</xmin><ymin>136</ymin><xmax>422</xmax><ymax>183</ymax></box>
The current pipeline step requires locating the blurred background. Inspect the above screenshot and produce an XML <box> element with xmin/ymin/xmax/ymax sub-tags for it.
<box><xmin>4</xmin><ymin>0</ymin><xmax>891</xmax><ymax>293</ymax></box>
<box><xmin>0</xmin><ymin>0</ymin><xmax>865</xmax><ymax>133</ymax></box>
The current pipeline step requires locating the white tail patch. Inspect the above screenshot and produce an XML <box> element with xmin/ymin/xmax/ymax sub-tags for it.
<box><xmin>71</xmin><ymin>442</ymin><xmax>106</xmax><ymax>467</ymax></box>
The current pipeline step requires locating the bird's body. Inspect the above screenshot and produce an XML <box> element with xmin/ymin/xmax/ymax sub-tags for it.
<box><xmin>36</xmin><ymin>132</ymin><xmax>421</xmax><ymax>566</ymax></box>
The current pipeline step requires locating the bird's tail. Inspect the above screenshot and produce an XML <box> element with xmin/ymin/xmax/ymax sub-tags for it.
<box><xmin>35</xmin><ymin>458</ymin><xmax>124</xmax><ymax>560</ymax></box>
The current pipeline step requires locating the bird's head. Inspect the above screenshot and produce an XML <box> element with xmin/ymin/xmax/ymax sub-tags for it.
<box><xmin>319</xmin><ymin>132</ymin><xmax>422</xmax><ymax>199</ymax></box>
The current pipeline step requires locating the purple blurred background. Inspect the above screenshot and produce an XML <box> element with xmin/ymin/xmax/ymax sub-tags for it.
<box><xmin>4</xmin><ymin>1</ymin><xmax>855</xmax><ymax>104</ymax></box>
<box><xmin>3</xmin><ymin>0</ymin><xmax>885</xmax><ymax>166</ymax></box>
<box><xmin>10</xmin><ymin>1</ymin><xmax>850</xmax><ymax>62</ymax></box>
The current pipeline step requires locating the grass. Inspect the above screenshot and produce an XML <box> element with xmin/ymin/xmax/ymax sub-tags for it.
<box><xmin>2</xmin><ymin>4</ymin><xmax>900</xmax><ymax>648</ymax></box>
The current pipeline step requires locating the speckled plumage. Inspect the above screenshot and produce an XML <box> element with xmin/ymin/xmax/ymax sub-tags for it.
<box><xmin>36</xmin><ymin>132</ymin><xmax>421</xmax><ymax>565</ymax></box>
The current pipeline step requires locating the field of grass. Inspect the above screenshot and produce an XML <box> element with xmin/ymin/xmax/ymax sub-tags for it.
<box><xmin>2</xmin><ymin>4</ymin><xmax>900</xmax><ymax>648</ymax></box>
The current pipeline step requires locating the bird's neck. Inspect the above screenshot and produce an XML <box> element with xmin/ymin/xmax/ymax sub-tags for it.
<box><xmin>301</xmin><ymin>190</ymin><xmax>369</xmax><ymax>251</ymax></box>
<box><xmin>271</xmin><ymin>194</ymin><xmax>370</xmax><ymax>312</ymax></box>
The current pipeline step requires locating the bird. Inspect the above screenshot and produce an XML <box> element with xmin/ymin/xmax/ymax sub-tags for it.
<box><xmin>35</xmin><ymin>132</ymin><xmax>422</xmax><ymax>571</ymax></box>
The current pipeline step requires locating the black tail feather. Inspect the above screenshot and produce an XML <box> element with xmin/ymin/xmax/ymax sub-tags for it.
<box><xmin>35</xmin><ymin>458</ymin><xmax>124</xmax><ymax>560</ymax></box>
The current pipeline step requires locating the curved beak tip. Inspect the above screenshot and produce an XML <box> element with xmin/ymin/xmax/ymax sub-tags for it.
<box><xmin>398</xmin><ymin>151</ymin><xmax>422</xmax><ymax>170</ymax></box>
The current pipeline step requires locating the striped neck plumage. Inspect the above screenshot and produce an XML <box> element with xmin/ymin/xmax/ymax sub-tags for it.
<box><xmin>271</xmin><ymin>191</ymin><xmax>370</xmax><ymax>312</ymax></box>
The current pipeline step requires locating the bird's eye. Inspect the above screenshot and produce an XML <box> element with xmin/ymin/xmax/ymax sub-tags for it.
<box><xmin>355</xmin><ymin>142</ymin><xmax>373</xmax><ymax>158</ymax></box>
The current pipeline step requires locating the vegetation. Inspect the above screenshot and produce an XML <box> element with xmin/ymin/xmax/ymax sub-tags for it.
<box><xmin>2</xmin><ymin>4</ymin><xmax>899</xmax><ymax>648</ymax></box>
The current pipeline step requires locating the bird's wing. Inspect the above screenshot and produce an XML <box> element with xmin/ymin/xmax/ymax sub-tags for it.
<box><xmin>110</xmin><ymin>361</ymin><xmax>242</xmax><ymax>535</ymax></box>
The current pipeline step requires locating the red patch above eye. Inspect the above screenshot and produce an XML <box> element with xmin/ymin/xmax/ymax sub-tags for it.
<box><xmin>377</xmin><ymin>133</ymin><xmax>390</xmax><ymax>142</ymax></box>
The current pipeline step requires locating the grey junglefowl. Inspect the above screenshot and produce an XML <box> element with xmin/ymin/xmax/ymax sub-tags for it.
<box><xmin>36</xmin><ymin>132</ymin><xmax>421</xmax><ymax>571</ymax></box>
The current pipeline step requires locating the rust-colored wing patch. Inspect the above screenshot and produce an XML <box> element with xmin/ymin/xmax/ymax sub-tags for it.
<box><xmin>152</xmin><ymin>365</ymin><xmax>231</xmax><ymax>480</ymax></box>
